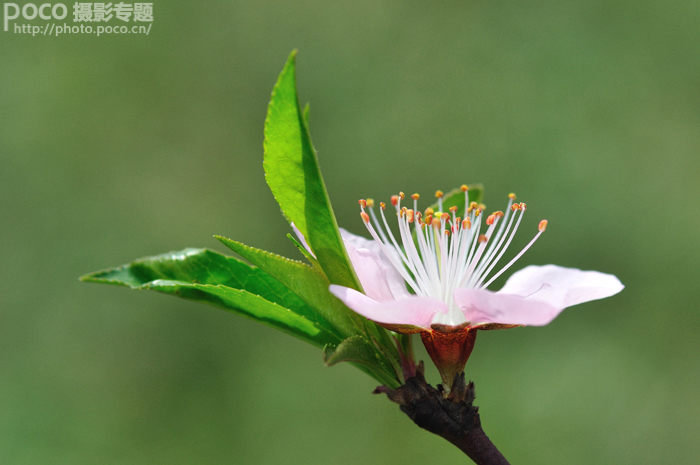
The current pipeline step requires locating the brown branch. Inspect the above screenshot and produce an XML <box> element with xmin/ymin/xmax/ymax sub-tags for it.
<box><xmin>374</xmin><ymin>365</ymin><xmax>510</xmax><ymax>465</ymax></box>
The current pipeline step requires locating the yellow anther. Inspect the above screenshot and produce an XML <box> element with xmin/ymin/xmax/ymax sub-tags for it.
<box><xmin>435</xmin><ymin>190</ymin><xmax>444</xmax><ymax>198</ymax></box>
<box><xmin>380</xmin><ymin>202</ymin><xmax>386</xmax><ymax>210</ymax></box>
<box><xmin>425</xmin><ymin>207</ymin><xmax>434</xmax><ymax>216</ymax></box>
<box><xmin>366</xmin><ymin>198</ymin><xmax>374</xmax><ymax>207</ymax></box>
<box><xmin>449</xmin><ymin>205</ymin><xmax>458</xmax><ymax>213</ymax></box>
<box><xmin>461</xmin><ymin>185</ymin><xmax>469</xmax><ymax>192</ymax></box>
<box><xmin>399</xmin><ymin>192</ymin><xmax>406</xmax><ymax>200</ymax></box>
<box><xmin>539</xmin><ymin>219</ymin><xmax>548</xmax><ymax>232</ymax></box>
<box><xmin>462</xmin><ymin>218</ymin><xmax>471</xmax><ymax>230</ymax></box>
<box><xmin>520</xmin><ymin>203</ymin><xmax>527</xmax><ymax>211</ymax></box>
<box><xmin>411</xmin><ymin>193</ymin><xmax>420</xmax><ymax>200</ymax></box>
<box><xmin>508</xmin><ymin>193</ymin><xmax>516</xmax><ymax>200</ymax></box>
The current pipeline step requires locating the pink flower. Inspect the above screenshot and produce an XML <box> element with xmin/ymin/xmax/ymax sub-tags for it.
<box><xmin>324</xmin><ymin>188</ymin><xmax>623</xmax><ymax>387</ymax></box>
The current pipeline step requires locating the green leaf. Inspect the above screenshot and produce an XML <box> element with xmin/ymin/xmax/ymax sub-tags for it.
<box><xmin>286</xmin><ymin>232</ymin><xmax>322</xmax><ymax>272</ymax></box>
<box><xmin>324</xmin><ymin>336</ymin><xmax>401</xmax><ymax>389</ymax></box>
<box><xmin>81</xmin><ymin>248</ymin><xmax>305</xmax><ymax>315</ymax></box>
<box><xmin>427</xmin><ymin>184</ymin><xmax>484</xmax><ymax>214</ymax></box>
<box><xmin>152</xmin><ymin>281</ymin><xmax>339</xmax><ymax>348</ymax></box>
<box><xmin>216</xmin><ymin>236</ymin><xmax>365</xmax><ymax>339</ymax></box>
<box><xmin>80</xmin><ymin>249</ymin><xmax>340</xmax><ymax>348</ymax></box>
<box><xmin>263</xmin><ymin>50</ymin><xmax>361</xmax><ymax>291</ymax></box>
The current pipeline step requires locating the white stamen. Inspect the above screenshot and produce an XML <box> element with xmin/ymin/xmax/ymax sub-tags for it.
<box><xmin>472</xmin><ymin>208</ymin><xmax>524</xmax><ymax>288</ymax></box>
<box><xmin>480</xmin><ymin>228</ymin><xmax>544</xmax><ymax>289</ymax></box>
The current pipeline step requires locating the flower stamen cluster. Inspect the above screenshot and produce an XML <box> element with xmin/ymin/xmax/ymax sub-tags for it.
<box><xmin>357</xmin><ymin>187</ymin><xmax>546</xmax><ymax>326</ymax></box>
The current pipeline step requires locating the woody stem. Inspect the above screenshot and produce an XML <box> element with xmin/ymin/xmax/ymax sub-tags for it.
<box><xmin>374</xmin><ymin>368</ymin><xmax>509</xmax><ymax>465</ymax></box>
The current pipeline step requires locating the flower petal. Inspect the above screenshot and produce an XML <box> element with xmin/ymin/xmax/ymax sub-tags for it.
<box><xmin>343</xmin><ymin>240</ymin><xmax>405</xmax><ymax>301</ymax></box>
<box><xmin>452</xmin><ymin>265</ymin><xmax>624</xmax><ymax>326</ymax></box>
<box><xmin>498</xmin><ymin>264</ymin><xmax>624</xmax><ymax>307</ymax></box>
<box><xmin>453</xmin><ymin>287</ymin><xmax>564</xmax><ymax>326</ymax></box>
<box><xmin>340</xmin><ymin>228</ymin><xmax>408</xmax><ymax>300</ymax></box>
<box><xmin>329</xmin><ymin>285</ymin><xmax>446</xmax><ymax>329</ymax></box>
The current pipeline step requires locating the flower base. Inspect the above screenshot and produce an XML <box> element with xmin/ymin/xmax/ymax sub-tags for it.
<box><xmin>420</xmin><ymin>324</ymin><xmax>478</xmax><ymax>391</ymax></box>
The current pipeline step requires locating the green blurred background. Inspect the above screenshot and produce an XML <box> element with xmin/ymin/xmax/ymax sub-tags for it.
<box><xmin>2</xmin><ymin>0</ymin><xmax>699</xmax><ymax>463</ymax></box>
